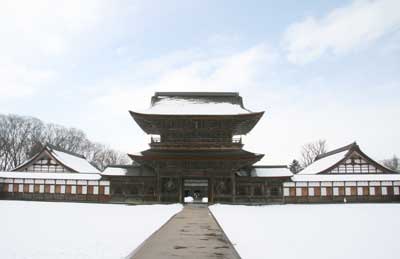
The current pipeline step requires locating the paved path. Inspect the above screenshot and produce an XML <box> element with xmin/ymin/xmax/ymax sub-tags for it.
<box><xmin>129</xmin><ymin>204</ymin><xmax>241</xmax><ymax>259</ymax></box>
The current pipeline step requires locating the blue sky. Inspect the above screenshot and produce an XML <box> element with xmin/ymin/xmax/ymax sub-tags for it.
<box><xmin>1</xmin><ymin>0</ymin><xmax>399</xmax><ymax>164</ymax></box>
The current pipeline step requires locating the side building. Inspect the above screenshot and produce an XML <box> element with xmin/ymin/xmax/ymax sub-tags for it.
<box><xmin>0</xmin><ymin>144</ymin><xmax>110</xmax><ymax>202</ymax></box>
<box><xmin>283</xmin><ymin>143</ymin><xmax>400</xmax><ymax>203</ymax></box>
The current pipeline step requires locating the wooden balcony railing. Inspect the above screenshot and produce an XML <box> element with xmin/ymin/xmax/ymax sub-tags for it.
<box><xmin>150</xmin><ymin>137</ymin><xmax>242</xmax><ymax>144</ymax></box>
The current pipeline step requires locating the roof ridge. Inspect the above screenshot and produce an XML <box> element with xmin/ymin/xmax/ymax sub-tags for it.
<box><xmin>315</xmin><ymin>142</ymin><xmax>357</xmax><ymax>161</ymax></box>
<box><xmin>253</xmin><ymin>165</ymin><xmax>288</xmax><ymax>168</ymax></box>
<box><xmin>105</xmin><ymin>164</ymin><xmax>139</xmax><ymax>169</ymax></box>
<box><xmin>46</xmin><ymin>143</ymin><xmax>86</xmax><ymax>159</ymax></box>
<box><xmin>155</xmin><ymin>92</ymin><xmax>239</xmax><ymax>97</ymax></box>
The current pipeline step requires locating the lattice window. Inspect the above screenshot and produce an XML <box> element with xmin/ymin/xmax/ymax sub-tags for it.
<box><xmin>25</xmin><ymin>158</ymin><xmax>68</xmax><ymax>173</ymax></box>
<box><xmin>270</xmin><ymin>186</ymin><xmax>281</xmax><ymax>196</ymax></box>
<box><xmin>328</xmin><ymin>154</ymin><xmax>381</xmax><ymax>174</ymax></box>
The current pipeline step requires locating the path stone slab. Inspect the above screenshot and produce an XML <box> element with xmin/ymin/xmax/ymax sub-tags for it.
<box><xmin>129</xmin><ymin>204</ymin><xmax>241</xmax><ymax>259</ymax></box>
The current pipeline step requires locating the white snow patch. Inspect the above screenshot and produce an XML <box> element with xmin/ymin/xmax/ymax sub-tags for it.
<box><xmin>102</xmin><ymin>167</ymin><xmax>129</xmax><ymax>176</ymax></box>
<box><xmin>210</xmin><ymin>204</ymin><xmax>400</xmax><ymax>259</ymax></box>
<box><xmin>184</xmin><ymin>196</ymin><xmax>194</xmax><ymax>203</ymax></box>
<box><xmin>0</xmin><ymin>171</ymin><xmax>101</xmax><ymax>180</ymax></box>
<box><xmin>251</xmin><ymin>167</ymin><xmax>293</xmax><ymax>177</ymax></box>
<box><xmin>292</xmin><ymin>173</ymin><xmax>400</xmax><ymax>182</ymax></box>
<box><xmin>0</xmin><ymin>201</ymin><xmax>182</xmax><ymax>259</ymax></box>
<box><xmin>140</xmin><ymin>97</ymin><xmax>253</xmax><ymax>115</ymax></box>
<box><xmin>297</xmin><ymin>150</ymin><xmax>348</xmax><ymax>175</ymax></box>
<box><xmin>52</xmin><ymin>149</ymin><xmax>100</xmax><ymax>173</ymax></box>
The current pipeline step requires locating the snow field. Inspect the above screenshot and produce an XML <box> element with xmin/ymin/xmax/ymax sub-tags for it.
<box><xmin>210</xmin><ymin>204</ymin><xmax>400</xmax><ymax>259</ymax></box>
<box><xmin>0</xmin><ymin>201</ymin><xmax>182</xmax><ymax>259</ymax></box>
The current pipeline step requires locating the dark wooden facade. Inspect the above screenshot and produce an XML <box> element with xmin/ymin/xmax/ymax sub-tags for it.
<box><xmin>112</xmin><ymin>92</ymin><xmax>269</xmax><ymax>203</ymax></box>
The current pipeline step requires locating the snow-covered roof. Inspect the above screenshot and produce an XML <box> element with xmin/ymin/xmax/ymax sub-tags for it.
<box><xmin>137</xmin><ymin>92</ymin><xmax>256</xmax><ymax>115</ymax></box>
<box><xmin>0</xmin><ymin>171</ymin><xmax>101</xmax><ymax>180</ymax></box>
<box><xmin>297</xmin><ymin>150</ymin><xmax>348</xmax><ymax>175</ymax></box>
<box><xmin>292</xmin><ymin>174</ymin><xmax>400</xmax><ymax>182</ymax></box>
<box><xmin>102</xmin><ymin>167</ymin><xmax>129</xmax><ymax>176</ymax></box>
<box><xmin>142</xmin><ymin>97</ymin><xmax>251</xmax><ymax>115</ymax></box>
<box><xmin>102</xmin><ymin>165</ymin><xmax>156</xmax><ymax>177</ymax></box>
<box><xmin>12</xmin><ymin>144</ymin><xmax>100</xmax><ymax>174</ymax></box>
<box><xmin>296</xmin><ymin>142</ymin><xmax>399</xmax><ymax>176</ymax></box>
<box><xmin>250</xmin><ymin>166</ymin><xmax>293</xmax><ymax>177</ymax></box>
<box><xmin>50</xmin><ymin>148</ymin><xmax>100</xmax><ymax>173</ymax></box>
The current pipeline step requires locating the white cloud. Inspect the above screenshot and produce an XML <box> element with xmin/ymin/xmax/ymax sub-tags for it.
<box><xmin>0</xmin><ymin>64</ymin><xmax>55</xmax><ymax>98</ymax></box>
<box><xmin>83</xmin><ymin>40</ymin><xmax>400</xmax><ymax>163</ymax></box>
<box><xmin>2</xmin><ymin>1</ymin><xmax>398</xmax><ymax>164</ymax></box>
<box><xmin>0</xmin><ymin>0</ymin><xmax>122</xmax><ymax>98</ymax></box>
<box><xmin>93</xmin><ymin>44</ymin><xmax>276</xmax><ymax>113</ymax></box>
<box><xmin>0</xmin><ymin>0</ymin><xmax>111</xmax><ymax>58</ymax></box>
<box><xmin>85</xmin><ymin>44</ymin><xmax>277</xmax><ymax>153</ymax></box>
<box><xmin>283</xmin><ymin>0</ymin><xmax>400</xmax><ymax>64</ymax></box>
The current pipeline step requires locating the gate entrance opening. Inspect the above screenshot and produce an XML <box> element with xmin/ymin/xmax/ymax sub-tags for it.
<box><xmin>183</xmin><ymin>179</ymin><xmax>209</xmax><ymax>203</ymax></box>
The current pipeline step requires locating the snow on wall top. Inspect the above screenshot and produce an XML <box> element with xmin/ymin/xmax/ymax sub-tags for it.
<box><xmin>51</xmin><ymin>149</ymin><xmax>100</xmax><ymax>174</ymax></box>
<box><xmin>251</xmin><ymin>167</ymin><xmax>293</xmax><ymax>177</ymax></box>
<box><xmin>297</xmin><ymin>150</ymin><xmax>348</xmax><ymax>175</ymax></box>
<box><xmin>291</xmin><ymin>174</ymin><xmax>400</xmax><ymax>182</ymax></box>
<box><xmin>0</xmin><ymin>171</ymin><xmax>102</xmax><ymax>180</ymax></box>
<box><xmin>138</xmin><ymin>92</ymin><xmax>255</xmax><ymax>115</ymax></box>
<box><xmin>102</xmin><ymin>167</ymin><xmax>128</xmax><ymax>176</ymax></box>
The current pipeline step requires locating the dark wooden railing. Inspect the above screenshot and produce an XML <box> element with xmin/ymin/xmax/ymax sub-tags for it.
<box><xmin>150</xmin><ymin>136</ymin><xmax>242</xmax><ymax>144</ymax></box>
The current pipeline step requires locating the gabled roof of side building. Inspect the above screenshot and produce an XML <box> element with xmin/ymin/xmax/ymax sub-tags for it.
<box><xmin>297</xmin><ymin>142</ymin><xmax>398</xmax><ymax>175</ymax></box>
<box><xmin>12</xmin><ymin>144</ymin><xmax>100</xmax><ymax>174</ymax></box>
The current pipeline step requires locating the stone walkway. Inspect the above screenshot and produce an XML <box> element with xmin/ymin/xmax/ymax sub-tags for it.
<box><xmin>128</xmin><ymin>204</ymin><xmax>241</xmax><ymax>259</ymax></box>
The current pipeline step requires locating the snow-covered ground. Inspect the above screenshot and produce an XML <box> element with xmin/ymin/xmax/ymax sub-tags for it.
<box><xmin>0</xmin><ymin>201</ymin><xmax>182</xmax><ymax>259</ymax></box>
<box><xmin>210</xmin><ymin>204</ymin><xmax>400</xmax><ymax>259</ymax></box>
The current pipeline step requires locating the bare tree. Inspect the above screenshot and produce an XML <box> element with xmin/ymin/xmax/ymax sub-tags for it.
<box><xmin>300</xmin><ymin>139</ymin><xmax>327</xmax><ymax>167</ymax></box>
<box><xmin>84</xmin><ymin>142</ymin><xmax>130</xmax><ymax>171</ymax></box>
<box><xmin>42</xmin><ymin>124</ymin><xmax>88</xmax><ymax>154</ymax></box>
<box><xmin>289</xmin><ymin>159</ymin><xmax>302</xmax><ymax>174</ymax></box>
<box><xmin>0</xmin><ymin>113</ymin><xmax>130</xmax><ymax>171</ymax></box>
<box><xmin>0</xmin><ymin>115</ymin><xmax>7</xmax><ymax>169</ymax></box>
<box><xmin>383</xmin><ymin>155</ymin><xmax>399</xmax><ymax>171</ymax></box>
<box><xmin>0</xmin><ymin>115</ymin><xmax>45</xmax><ymax>170</ymax></box>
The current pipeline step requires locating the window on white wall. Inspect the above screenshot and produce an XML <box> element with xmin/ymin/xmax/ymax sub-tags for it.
<box><xmin>82</xmin><ymin>186</ymin><xmax>87</xmax><ymax>195</ymax></box>
<box><xmin>321</xmin><ymin>188</ymin><xmax>327</xmax><ymax>196</ymax></box>
<box><xmin>308</xmin><ymin>188</ymin><xmax>314</xmax><ymax>196</ymax></box>
<box><xmin>8</xmin><ymin>184</ymin><xmax>13</xmax><ymax>192</ymax></box>
<box><xmin>283</xmin><ymin>188</ymin><xmax>290</xmax><ymax>196</ymax></box>
<box><xmin>105</xmin><ymin>186</ymin><xmax>110</xmax><ymax>195</ymax></box>
<box><xmin>369</xmin><ymin>187</ymin><xmax>375</xmax><ymax>196</ymax></box>
<box><xmin>345</xmin><ymin>187</ymin><xmax>351</xmax><ymax>196</ymax></box>
<box><xmin>382</xmin><ymin>187</ymin><xmax>388</xmax><ymax>195</ymax></box>
<box><xmin>29</xmin><ymin>185</ymin><xmax>34</xmax><ymax>193</ymax></box>
<box><xmin>333</xmin><ymin>187</ymin><xmax>339</xmax><ymax>196</ymax></box>
<box><xmin>71</xmin><ymin>186</ymin><xmax>76</xmax><ymax>194</ymax></box>
<box><xmin>50</xmin><ymin>185</ymin><xmax>55</xmax><ymax>194</ymax></box>
<box><xmin>357</xmin><ymin>187</ymin><xmax>363</xmax><ymax>196</ymax></box>
<box><xmin>394</xmin><ymin>187</ymin><xmax>400</xmax><ymax>195</ymax></box>
<box><xmin>39</xmin><ymin>185</ymin><xmax>44</xmax><ymax>193</ymax></box>
<box><xmin>93</xmin><ymin>186</ymin><xmax>99</xmax><ymax>195</ymax></box>
<box><xmin>18</xmin><ymin>184</ymin><xmax>23</xmax><ymax>193</ymax></box>
<box><xmin>61</xmin><ymin>185</ymin><xmax>66</xmax><ymax>194</ymax></box>
<box><xmin>296</xmin><ymin>188</ymin><xmax>302</xmax><ymax>196</ymax></box>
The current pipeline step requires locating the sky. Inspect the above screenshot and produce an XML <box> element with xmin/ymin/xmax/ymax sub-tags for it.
<box><xmin>1</xmin><ymin>0</ymin><xmax>399</xmax><ymax>164</ymax></box>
